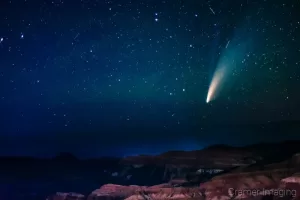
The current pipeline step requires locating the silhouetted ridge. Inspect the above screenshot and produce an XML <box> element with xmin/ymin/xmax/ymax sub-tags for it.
<box><xmin>52</xmin><ymin>152</ymin><xmax>78</xmax><ymax>161</ymax></box>
<box><xmin>202</xmin><ymin>144</ymin><xmax>235</xmax><ymax>151</ymax></box>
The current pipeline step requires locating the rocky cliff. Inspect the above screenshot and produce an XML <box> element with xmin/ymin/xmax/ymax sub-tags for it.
<box><xmin>46</xmin><ymin>141</ymin><xmax>300</xmax><ymax>200</ymax></box>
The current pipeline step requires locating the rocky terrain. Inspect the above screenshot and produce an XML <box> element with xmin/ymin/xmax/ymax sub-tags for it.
<box><xmin>47</xmin><ymin>150</ymin><xmax>300</xmax><ymax>200</ymax></box>
<box><xmin>2</xmin><ymin>141</ymin><xmax>300</xmax><ymax>200</ymax></box>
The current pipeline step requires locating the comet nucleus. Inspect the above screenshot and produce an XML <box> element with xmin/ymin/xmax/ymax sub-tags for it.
<box><xmin>206</xmin><ymin>65</ymin><xmax>227</xmax><ymax>103</ymax></box>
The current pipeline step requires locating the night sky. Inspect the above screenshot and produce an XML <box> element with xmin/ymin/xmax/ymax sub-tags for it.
<box><xmin>0</xmin><ymin>0</ymin><xmax>300</xmax><ymax>158</ymax></box>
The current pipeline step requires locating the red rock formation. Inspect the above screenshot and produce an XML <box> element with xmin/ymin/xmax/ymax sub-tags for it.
<box><xmin>198</xmin><ymin>153</ymin><xmax>300</xmax><ymax>200</ymax></box>
<box><xmin>46</xmin><ymin>152</ymin><xmax>300</xmax><ymax>200</ymax></box>
<box><xmin>199</xmin><ymin>172</ymin><xmax>281</xmax><ymax>200</ymax></box>
<box><xmin>87</xmin><ymin>184</ymin><xmax>146</xmax><ymax>200</ymax></box>
<box><xmin>278</xmin><ymin>173</ymin><xmax>300</xmax><ymax>199</ymax></box>
<box><xmin>86</xmin><ymin>183</ymin><xmax>203</xmax><ymax>200</ymax></box>
<box><xmin>125</xmin><ymin>187</ymin><xmax>203</xmax><ymax>200</ymax></box>
<box><xmin>200</xmin><ymin>156</ymin><xmax>300</xmax><ymax>200</ymax></box>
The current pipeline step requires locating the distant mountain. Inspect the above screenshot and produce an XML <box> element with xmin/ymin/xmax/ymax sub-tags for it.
<box><xmin>52</xmin><ymin>152</ymin><xmax>78</xmax><ymax>161</ymax></box>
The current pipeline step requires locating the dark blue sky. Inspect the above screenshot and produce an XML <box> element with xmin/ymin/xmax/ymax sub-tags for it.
<box><xmin>0</xmin><ymin>0</ymin><xmax>300</xmax><ymax>157</ymax></box>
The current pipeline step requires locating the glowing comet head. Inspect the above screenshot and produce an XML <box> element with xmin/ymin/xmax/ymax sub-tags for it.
<box><xmin>206</xmin><ymin>65</ymin><xmax>227</xmax><ymax>103</ymax></box>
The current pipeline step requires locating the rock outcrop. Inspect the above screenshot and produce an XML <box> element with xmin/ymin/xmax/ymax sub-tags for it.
<box><xmin>125</xmin><ymin>186</ymin><xmax>203</xmax><ymax>200</ymax></box>
<box><xmin>82</xmin><ymin>153</ymin><xmax>300</xmax><ymax>200</ymax></box>
<box><xmin>278</xmin><ymin>173</ymin><xmax>300</xmax><ymax>199</ymax></box>
<box><xmin>44</xmin><ymin>142</ymin><xmax>300</xmax><ymax>200</ymax></box>
<box><xmin>85</xmin><ymin>183</ymin><xmax>203</xmax><ymax>200</ymax></box>
<box><xmin>198</xmin><ymin>153</ymin><xmax>300</xmax><ymax>200</ymax></box>
<box><xmin>87</xmin><ymin>184</ymin><xmax>145</xmax><ymax>200</ymax></box>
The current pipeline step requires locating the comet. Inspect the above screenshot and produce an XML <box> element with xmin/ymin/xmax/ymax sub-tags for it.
<box><xmin>206</xmin><ymin>33</ymin><xmax>252</xmax><ymax>103</ymax></box>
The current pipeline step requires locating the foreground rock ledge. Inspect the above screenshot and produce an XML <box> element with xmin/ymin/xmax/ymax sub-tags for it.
<box><xmin>47</xmin><ymin>172</ymin><xmax>300</xmax><ymax>200</ymax></box>
<box><xmin>87</xmin><ymin>184</ymin><xmax>203</xmax><ymax>200</ymax></box>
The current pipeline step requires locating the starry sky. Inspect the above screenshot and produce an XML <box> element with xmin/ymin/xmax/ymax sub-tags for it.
<box><xmin>0</xmin><ymin>0</ymin><xmax>300</xmax><ymax>157</ymax></box>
